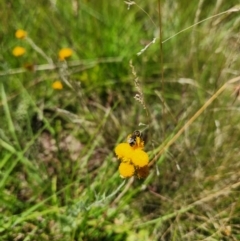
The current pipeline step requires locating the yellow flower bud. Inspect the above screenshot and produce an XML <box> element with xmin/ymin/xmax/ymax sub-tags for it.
<box><xmin>15</xmin><ymin>29</ymin><xmax>27</xmax><ymax>39</ymax></box>
<box><xmin>58</xmin><ymin>48</ymin><xmax>73</xmax><ymax>61</ymax></box>
<box><xmin>12</xmin><ymin>46</ymin><xmax>26</xmax><ymax>57</ymax></box>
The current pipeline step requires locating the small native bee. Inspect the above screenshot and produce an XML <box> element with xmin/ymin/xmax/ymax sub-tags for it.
<box><xmin>127</xmin><ymin>130</ymin><xmax>142</xmax><ymax>146</ymax></box>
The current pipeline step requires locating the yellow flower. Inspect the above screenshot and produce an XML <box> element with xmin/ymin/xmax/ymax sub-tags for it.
<box><xmin>115</xmin><ymin>131</ymin><xmax>149</xmax><ymax>178</ymax></box>
<box><xmin>119</xmin><ymin>162</ymin><xmax>135</xmax><ymax>178</ymax></box>
<box><xmin>12</xmin><ymin>46</ymin><xmax>26</xmax><ymax>57</ymax></box>
<box><xmin>58</xmin><ymin>48</ymin><xmax>73</xmax><ymax>61</ymax></box>
<box><xmin>115</xmin><ymin>143</ymin><xmax>134</xmax><ymax>159</ymax></box>
<box><xmin>15</xmin><ymin>29</ymin><xmax>27</xmax><ymax>39</ymax></box>
<box><xmin>52</xmin><ymin>81</ymin><xmax>63</xmax><ymax>90</ymax></box>
<box><xmin>131</xmin><ymin>149</ymin><xmax>149</xmax><ymax>167</ymax></box>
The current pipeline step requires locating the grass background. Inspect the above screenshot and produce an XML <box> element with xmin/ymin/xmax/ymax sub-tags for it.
<box><xmin>1</xmin><ymin>0</ymin><xmax>240</xmax><ymax>240</ymax></box>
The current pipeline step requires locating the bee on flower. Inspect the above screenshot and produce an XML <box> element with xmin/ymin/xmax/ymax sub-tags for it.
<box><xmin>115</xmin><ymin>130</ymin><xmax>149</xmax><ymax>179</ymax></box>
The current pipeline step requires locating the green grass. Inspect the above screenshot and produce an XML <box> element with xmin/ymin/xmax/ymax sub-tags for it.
<box><xmin>1</xmin><ymin>0</ymin><xmax>240</xmax><ymax>240</ymax></box>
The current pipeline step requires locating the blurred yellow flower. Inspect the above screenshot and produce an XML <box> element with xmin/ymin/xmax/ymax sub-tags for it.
<box><xmin>114</xmin><ymin>131</ymin><xmax>149</xmax><ymax>178</ymax></box>
<box><xmin>58</xmin><ymin>48</ymin><xmax>73</xmax><ymax>61</ymax></box>
<box><xmin>52</xmin><ymin>80</ymin><xmax>63</xmax><ymax>90</ymax></box>
<box><xmin>15</xmin><ymin>29</ymin><xmax>27</xmax><ymax>39</ymax></box>
<box><xmin>12</xmin><ymin>46</ymin><xmax>26</xmax><ymax>57</ymax></box>
<box><xmin>119</xmin><ymin>162</ymin><xmax>135</xmax><ymax>178</ymax></box>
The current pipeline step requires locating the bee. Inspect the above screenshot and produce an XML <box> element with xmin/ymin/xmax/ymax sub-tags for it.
<box><xmin>127</xmin><ymin>130</ymin><xmax>142</xmax><ymax>146</ymax></box>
